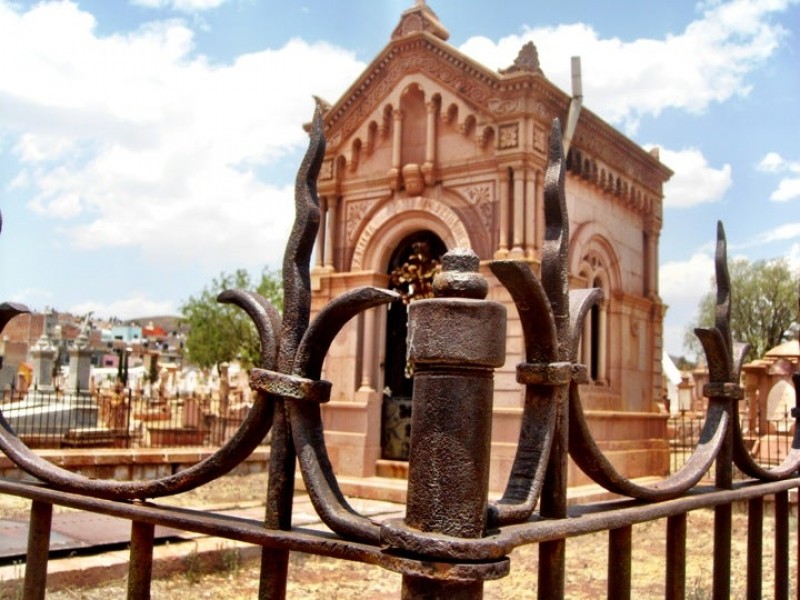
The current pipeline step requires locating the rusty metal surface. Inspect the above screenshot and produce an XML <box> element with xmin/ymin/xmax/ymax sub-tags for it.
<box><xmin>607</xmin><ymin>526</ymin><xmax>632</xmax><ymax>600</ymax></box>
<box><xmin>128</xmin><ymin>521</ymin><xmax>155</xmax><ymax>600</ymax></box>
<box><xmin>403</xmin><ymin>253</ymin><xmax>505</xmax><ymax>538</ymax></box>
<box><xmin>745</xmin><ymin>497</ymin><xmax>763</xmax><ymax>600</ymax></box>
<box><xmin>665</xmin><ymin>514</ymin><xmax>686</xmax><ymax>600</ymax></box>
<box><xmin>23</xmin><ymin>500</ymin><xmax>51</xmax><ymax>600</ymax></box>
<box><xmin>0</xmin><ymin>106</ymin><xmax>798</xmax><ymax>599</ymax></box>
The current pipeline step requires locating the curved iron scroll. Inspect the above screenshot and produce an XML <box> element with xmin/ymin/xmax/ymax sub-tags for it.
<box><xmin>486</xmin><ymin>123</ymin><xmax>781</xmax><ymax>517</ymax></box>
<box><xmin>1</xmin><ymin>104</ymin><xmax>798</xmax><ymax>567</ymax></box>
<box><xmin>242</xmin><ymin>105</ymin><xmax>398</xmax><ymax>544</ymax></box>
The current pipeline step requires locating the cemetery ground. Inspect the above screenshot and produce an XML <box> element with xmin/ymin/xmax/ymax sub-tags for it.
<box><xmin>0</xmin><ymin>471</ymin><xmax>796</xmax><ymax>599</ymax></box>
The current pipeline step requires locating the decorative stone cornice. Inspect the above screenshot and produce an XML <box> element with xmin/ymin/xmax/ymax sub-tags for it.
<box><xmin>570</xmin><ymin>108</ymin><xmax>673</xmax><ymax>194</ymax></box>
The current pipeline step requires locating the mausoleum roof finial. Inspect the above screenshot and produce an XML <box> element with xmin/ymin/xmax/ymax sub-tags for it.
<box><xmin>392</xmin><ymin>0</ymin><xmax>449</xmax><ymax>41</ymax></box>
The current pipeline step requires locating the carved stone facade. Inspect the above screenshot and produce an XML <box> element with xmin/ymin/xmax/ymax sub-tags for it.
<box><xmin>310</xmin><ymin>2</ymin><xmax>673</xmax><ymax>490</ymax></box>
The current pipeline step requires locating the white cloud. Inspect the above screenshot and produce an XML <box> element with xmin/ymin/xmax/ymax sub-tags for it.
<box><xmin>757</xmin><ymin>152</ymin><xmax>800</xmax><ymax>202</ymax></box>
<box><xmin>771</xmin><ymin>179</ymin><xmax>800</xmax><ymax>202</ymax></box>
<box><xmin>657</xmin><ymin>147</ymin><xmax>732</xmax><ymax>208</ymax></box>
<box><xmin>70</xmin><ymin>295</ymin><xmax>177</xmax><ymax>320</ymax></box>
<box><xmin>725</xmin><ymin>222</ymin><xmax>800</xmax><ymax>260</ymax></box>
<box><xmin>13</xmin><ymin>133</ymin><xmax>76</xmax><ymax>163</ymax></box>
<box><xmin>459</xmin><ymin>0</ymin><xmax>793</xmax><ymax>133</ymax></box>
<box><xmin>131</xmin><ymin>0</ymin><xmax>228</xmax><ymax>13</ymax></box>
<box><xmin>757</xmin><ymin>222</ymin><xmax>800</xmax><ymax>243</ymax></box>
<box><xmin>659</xmin><ymin>251</ymin><xmax>715</xmax><ymax>356</ymax></box>
<box><xmin>0</xmin><ymin>2</ymin><xmax>365</xmax><ymax>270</ymax></box>
<box><xmin>660</xmin><ymin>251</ymin><xmax>715</xmax><ymax>308</ymax></box>
<box><xmin>757</xmin><ymin>151</ymin><xmax>785</xmax><ymax>172</ymax></box>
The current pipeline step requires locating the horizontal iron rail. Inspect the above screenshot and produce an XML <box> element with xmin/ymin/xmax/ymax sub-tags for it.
<box><xmin>0</xmin><ymin>477</ymin><xmax>508</xmax><ymax>583</ymax></box>
<box><xmin>2</xmin><ymin>475</ymin><xmax>798</xmax><ymax>563</ymax></box>
<box><xmin>494</xmin><ymin>477</ymin><xmax>800</xmax><ymax>549</ymax></box>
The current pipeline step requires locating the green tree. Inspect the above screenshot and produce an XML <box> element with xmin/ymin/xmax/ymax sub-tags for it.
<box><xmin>180</xmin><ymin>268</ymin><xmax>283</xmax><ymax>371</ymax></box>
<box><xmin>685</xmin><ymin>257</ymin><xmax>799</xmax><ymax>361</ymax></box>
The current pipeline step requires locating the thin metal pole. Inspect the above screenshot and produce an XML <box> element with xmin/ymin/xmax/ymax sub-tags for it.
<box><xmin>536</xmin><ymin>370</ymin><xmax>571</xmax><ymax>600</ymax></box>
<box><xmin>712</xmin><ymin>401</ymin><xmax>733</xmax><ymax>600</ymax></box>
<box><xmin>666</xmin><ymin>513</ymin><xmax>686</xmax><ymax>600</ymax></box>
<box><xmin>538</xmin><ymin>396</ymin><xmax>567</xmax><ymax>600</ymax></box>
<box><xmin>23</xmin><ymin>500</ymin><xmax>52</xmax><ymax>600</ymax></box>
<box><xmin>258</xmin><ymin>401</ymin><xmax>294</xmax><ymax>600</ymax></box>
<box><xmin>608</xmin><ymin>525</ymin><xmax>632</xmax><ymax>600</ymax></box>
<box><xmin>712</xmin><ymin>501</ymin><xmax>732</xmax><ymax>600</ymax></box>
<box><xmin>746</xmin><ymin>497</ymin><xmax>763</xmax><ymax>600</ymax></box>
<box><xmin>775</xmin><ymin>490</ymin><xmax>789</xmax><ymax>600</ymax></box>
<box><xmin>128</xmin><ymin>520</ymin><xmax>155</xmax><ymax>600</ymax></box>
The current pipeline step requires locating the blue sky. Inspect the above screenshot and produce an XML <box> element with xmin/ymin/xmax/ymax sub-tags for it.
<box><xmin>0</xmin><ymin>0</ymin><xmax>798</xmax><ymax>358</ymax></box>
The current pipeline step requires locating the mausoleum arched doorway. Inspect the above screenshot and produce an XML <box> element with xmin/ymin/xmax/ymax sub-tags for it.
<box><xmin>380</xmin><ymin>230</ymin><xmax>446</xmax><ymax>460</ymax></box>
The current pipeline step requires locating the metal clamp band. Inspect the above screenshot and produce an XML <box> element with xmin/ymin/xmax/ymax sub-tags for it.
<box><xmin>702</xmin><ymin>382</ymin><xmax>743</xmax><ymax>400</ymax></box>
<box><xmin>250</xmin><ymin>368</ymin><xmax>332</xmax><ymax>403</ymax></box>
<box><xmin>516</xmin><ymin>361</ymin><xmax>583</xmax><ymax>386</ymax></box>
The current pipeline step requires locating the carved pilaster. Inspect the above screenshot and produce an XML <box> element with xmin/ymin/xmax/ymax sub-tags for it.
<box><xmin>389</xmin><ymin>109</ymin><xmax>403</xmax><ymax>191</ymax></box>
<box><xmin>495</xmin><ymin>168</ymin><xmax>510</xmax><ymax>258</ymax></box>
<box><xmin>422</xmin><ymin>100</ymin><xmax>437</xmax><ymax>185</ymax></box>
<box><xmin>510</xmin><ymin>167</ymin><xmax>525</xmax><ymax>257</ymax></box>
<box><xmin>314</xmin><ymin>196</ymin><xmax>326</xmax><ymax>270</ymax></box>
<box><xmin>524</xmin><ymin>169</ymin><xmax>536</xmax><ymax>258</ymax></box>
<box><xmin>324</xmin><ymin>196</ymin><xmax>339</xmax><ymax>271</ymax></box>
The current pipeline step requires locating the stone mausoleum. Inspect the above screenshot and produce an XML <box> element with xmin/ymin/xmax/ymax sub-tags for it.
<box><xmin>309</xmin><ymin>2</ymin><xmax>673</xmax><ymax>490</ymax></box>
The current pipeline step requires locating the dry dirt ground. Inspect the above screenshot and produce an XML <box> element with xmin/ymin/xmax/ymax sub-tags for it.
<box><xmin>0</xmin><ymin>472</ymin><xmax>796</xmax><ymax>599</ymax></box>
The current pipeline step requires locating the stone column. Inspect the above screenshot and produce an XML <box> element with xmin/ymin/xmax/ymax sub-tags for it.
<box><xmin>358</xmin><ymin>307</ymin><xmax>377</xmax><ymax>393</ymax></box>
<box><xmin>511</xmin><ymin>167</ymin><xmax>525</xmax><ymax>256</ymax></box>
<box><xmin>392</xmin><ymin>109</ymin><xmax>403</xmax><ymax>167</ymax></box>
<box><xmin>422</xmin><ymin>100</ymin><xmax>436</xmax><ymax>185</ymax></box>
<box><xmin>31</xmin><ymin>335</ymin><xmax>56</xmax><ymax>391</ymax></box>
<box><xmin>314</xmin><ymin>197</ymin><xmax>326</xmax><ymax>270</ymax></box>
<box><xmin>324</xmin><ymin>196</ymin><xmax>338</xmax><ymax>271</ymax></box>
<box><xmin>534</xmin><ymin>170</ymin><xmax>545</xmax><ymax>253</ymax></box>
<box><xmin>495</xmin><ymin>168</ymin><xmax>510</xmax><ymax>258</ymax></box>
<box><xmin>678</xmin><ymin>374</ymin><xmax>696</xmax><ymax>413</ymax></box>
<box><xmin>67</xmin><ymin>334</ymin><xmax>92</xmax><ymax>395</ymax></box>
<box><xmin>598</xmin><ymin>303</ymin><xmax>608</xmax><ymax>385</ymax></box>
<box><xmin>582</xmin><ymin>316</ymin><xmax>591</xmax><ymax>376</ymax></box>
<box><xmin>389</xmin><ymin>109</ymin><xmax>403</xmax><ymax>191</ymax></box>
<box><xmin>644</xmin><ymin>214</ymin><xmax>661</xmax><ymax>298</ymax></box>
<box><xmin>524</xmin><ymin>169</ymin><xmax>536</xmax><ymax>258</ymax></box>
<box><xmin>650</xmin><ymin>229</ymin><xmax>660</xmax><ymax>297</ymax></box>
<box><xmin>218</xmin><ymin>362</ymin><xmax>230</xmax><ymax>422</ymax></box>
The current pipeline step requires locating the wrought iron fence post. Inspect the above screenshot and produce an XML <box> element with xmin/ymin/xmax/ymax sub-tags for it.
<box><xmin>399</xmin><ymin>248</ymin><xmax>507</xmax><ymax>599</ymax></box>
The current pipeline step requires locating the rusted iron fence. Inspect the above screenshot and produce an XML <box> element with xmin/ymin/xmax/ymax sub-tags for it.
<box><xmin>669</xmin><ymin>409</ymin><xmax>797</xmax><ymax>479</ymax></box>
<box><xmin>0</xmin><ymin>387</ymin><xmax>249</xmax><ymax>449</ymax></box>
<box><xmin>1</xmin><ymin>111</ymin><xmax>799</xmax><ymax>599</ymax></box>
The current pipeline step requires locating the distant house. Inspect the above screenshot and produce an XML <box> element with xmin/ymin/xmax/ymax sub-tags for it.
<box><xmin>108</xmin><ymin>325</ymin><xmax>142</xmax><ymax>344</ymax></box>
